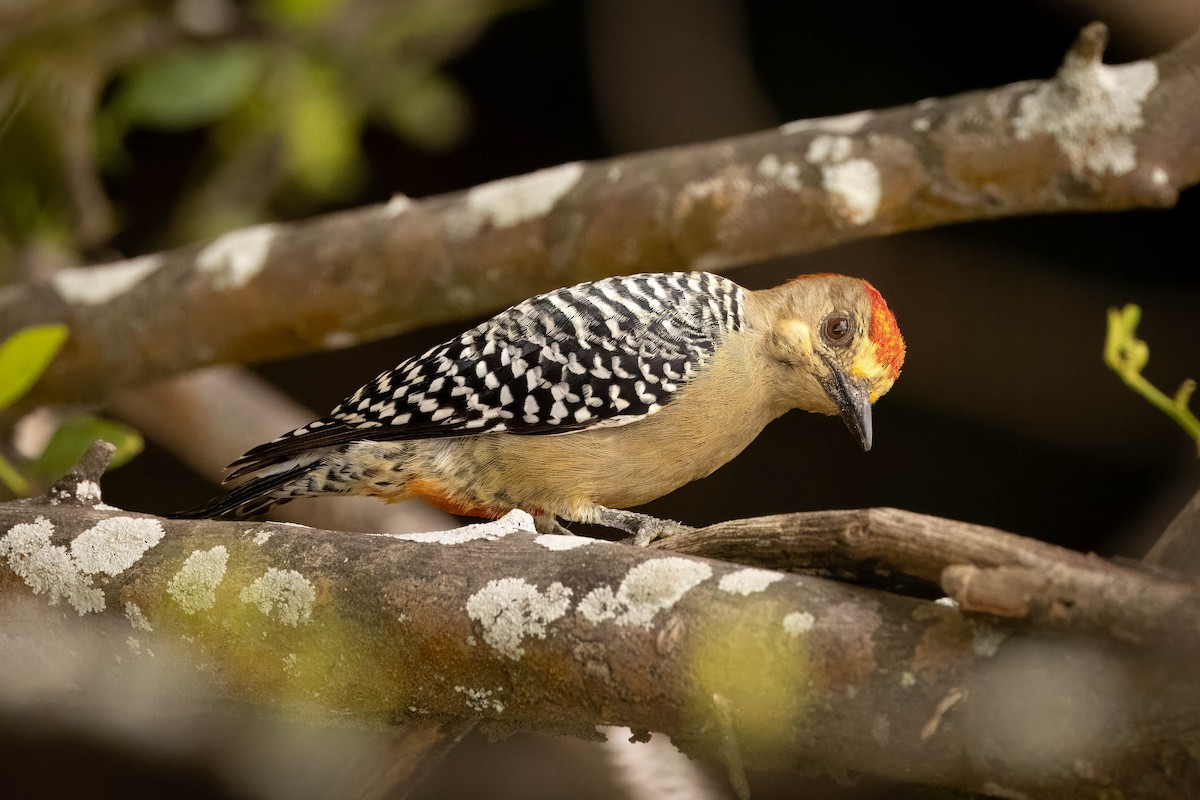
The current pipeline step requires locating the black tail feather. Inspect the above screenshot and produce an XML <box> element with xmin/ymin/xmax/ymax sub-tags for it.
<box><xmin>169</xmin><ymin>465</ymin><xmax>311</xmax><ymax>520</ymax></box>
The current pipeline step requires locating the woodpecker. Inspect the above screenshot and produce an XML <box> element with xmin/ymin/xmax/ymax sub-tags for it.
<box><xmin>176</xmin><ymin>271</ymin><xmax>905</xmax><ymax>543</ymax></box>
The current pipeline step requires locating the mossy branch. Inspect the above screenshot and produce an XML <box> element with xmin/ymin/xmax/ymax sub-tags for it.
<box><xmin>1104</xmin><ymin>304</ymin><xmax>1200</xmax><ymax>453</ymax></box>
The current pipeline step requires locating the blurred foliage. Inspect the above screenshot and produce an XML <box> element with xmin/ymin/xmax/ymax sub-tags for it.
<box><xmin>0</xmin><ymin>324</ymin><xmax>68</xmax><ymax>412</ymax></box>
<box><xmin>0</xmin><ymin>325</ymin><xmax>142</xmax><ymax>497</ymax></box>
<box><xmin>1105</xmin><ymin>304</ymin><xmax>1200</xmax><ymax>453</ymax></box>
<box><xmin>0</xmin><ymin>0</ymin><xmax>523</xmax><ymax>484</ymax></box>
<box><xmin>0</xmin><ymin>0</ymin><xmax>525</xmax><ymax>273</ymax></box>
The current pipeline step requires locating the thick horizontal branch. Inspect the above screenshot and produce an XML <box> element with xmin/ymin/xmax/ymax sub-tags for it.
<box><xmin>654</xmin><ymin>507</ymin><xmax>1200</xmax><ymax>649</ymax></box>
<box><xmin>0</xmin><ymin>448</ymin><xmax>1197</xmax><ymax>797</ymax></box>
<box><xmin>2</xmin><ymin>23</ymin><xmax>1199</xmax><ymax>409</ymax></box>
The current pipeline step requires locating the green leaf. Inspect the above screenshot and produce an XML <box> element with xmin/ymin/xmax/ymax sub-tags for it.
<box><xmin>0</xmin><ymin>323</ymin><xmax>68</xmax><ymax>410</ymax></box>
<box><xmin>118</xmin><ymin>45</ymin><xmax>263</xmax><ymax>130</ymax></box>
<box><xmin>281</xmin><ymin>60</ymin><xmax>363</xmax><ymax>197</ymax></box>
<box><xmin>0</xmin><ymin>453</ymin><xmax>30</xmax><ymax>497</ymax></box>
<box><xmin>32</xmin><ymin>415</ymin><xmax>143</xmax><ymax>482</ymax></box>
<box><xmin>379</xmin><ymin>70</ymin><xmax>469</xmax><ymax>152</ymax></box>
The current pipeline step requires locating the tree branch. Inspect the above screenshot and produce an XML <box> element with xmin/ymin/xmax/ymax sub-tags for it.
<box><xmin>2</xmin><ymin>22</ymin><xmax>1199</xmax><ymax>408</ymax></box>
<box><xmin>1</xmin><ymin>445</ymin><xmax>1197</xmax><ymax>798</ymax></box>
<box><xmin>652</xmin><ymin>508</ymin><xmax>1200</xmax><ymax>649</ymax></box>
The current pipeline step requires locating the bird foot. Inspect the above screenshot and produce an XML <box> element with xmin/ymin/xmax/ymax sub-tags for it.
<box><xmin>595</xmin><ymin>508</ymin><xmax>690</xmax><ymax>547</ymax></box>
<box><xmin>533</xmin><ymin>514</ymin><xmax>574</xmax><ymax>536</ymax></box>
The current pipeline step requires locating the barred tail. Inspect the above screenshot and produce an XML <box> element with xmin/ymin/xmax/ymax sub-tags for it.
<box><xmin>169</xmin><ymin>464</ymin><xmax>313</xmax><ymax>520</ymax></box>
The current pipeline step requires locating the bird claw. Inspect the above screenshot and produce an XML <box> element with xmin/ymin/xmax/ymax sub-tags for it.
<box><xmin>593</xmin><ymin>508</ymin><xmax>689</xmax><ymax>546</ymax></box>
<box><xmin>629</xmin><ymin>518</ymin><xmax>689</xmax><ymax>547</ymax></box>
<box><xmin>533</xmin><ymin>514</ymin><xmax>574</xmax><ymax>536</ymax></box>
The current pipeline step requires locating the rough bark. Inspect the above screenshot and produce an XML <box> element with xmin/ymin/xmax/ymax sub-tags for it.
<box><xmin>2</xmin><ymin>23</ymin><xmax>1199</xmax><ymax>409</ymax></box>
<box><xmin>653</xmin><ymin>508</ymin><xmax>1200</xmax><ymax>649</ymax></box>
<box><xmin>1</xmin><ymin>445</ymin><xmax>1197</xmax><ymax>798</ymax></box>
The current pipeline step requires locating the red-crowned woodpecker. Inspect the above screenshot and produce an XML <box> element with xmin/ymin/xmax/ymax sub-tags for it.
<box><xmin>176</xmin><ymin>271</ymin><xmax>905</xmax><ymax>542</ymax></box>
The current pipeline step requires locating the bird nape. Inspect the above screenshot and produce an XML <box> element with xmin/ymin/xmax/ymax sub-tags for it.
<box><xmin>173</xmin><ymin>271</ymin><xmax>905</xmax><ymax>544</ymax></box>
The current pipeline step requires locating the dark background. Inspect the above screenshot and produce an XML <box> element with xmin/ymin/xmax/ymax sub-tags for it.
<box><xmin>85</xmin><ymin>1</ymin><xmax>1200</xmax><ymax>797</ymax></box>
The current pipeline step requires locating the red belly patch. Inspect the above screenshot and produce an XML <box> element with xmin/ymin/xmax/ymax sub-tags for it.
<box><xmin>407</xmin><ymin>478</ymin><xmax>507</xmax><ymax>519</ymax></box>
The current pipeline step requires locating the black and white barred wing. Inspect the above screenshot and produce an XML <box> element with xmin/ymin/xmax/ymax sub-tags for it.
<box><xmin>227</xmin><ymin>272</ymin><xmax>744</xmax><ymax>477</ymax></box>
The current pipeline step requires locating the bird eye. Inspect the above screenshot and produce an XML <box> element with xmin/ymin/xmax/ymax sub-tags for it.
<box><xmin>823</xmin><ymin>314</ymin><xmax>853</xmax><ymax>345</ymax></box>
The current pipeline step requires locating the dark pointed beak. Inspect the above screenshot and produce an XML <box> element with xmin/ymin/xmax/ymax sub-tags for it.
<box><xmin>827</xmin><ymin>366</ymin><xmax>873</xmax><ymax>451</ymax></box>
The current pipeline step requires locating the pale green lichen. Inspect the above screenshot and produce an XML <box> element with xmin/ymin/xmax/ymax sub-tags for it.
<box><xmin>783</xmin><ymin>611</ymin><xmax>816</xmax><ymax>636</ymax></box>
<box><xmin>718</xmin><ymin>568</ymin><xmax>783</xmax><ymax>596</ymax></box>
<box><xmin>70</xmin><ymin>517</ymin><xmax>164</xmax><ymax>576</ymax></box>
<box><xmin>167</xmin><ymin>546</ymin><xmax>228</xmax><ymax>614</ymax></box>
<box><xmin>0</xmin><ymin>517</ymin><xmax>104</xmax><ymax>614</ymax></box>
<box><xmin>578</xmin><ymin>557</ymin><xmax>712</xmax><ymax>628</ymax></box>
<box><xmin>240</xmin><ymin>567</ymin><xmax>316</xmax><ymax>626</ymax></box>
<box><xmin>465</xmin><ymin>578</ymin><xmax>572</xmax><ymax>659</ymax></box>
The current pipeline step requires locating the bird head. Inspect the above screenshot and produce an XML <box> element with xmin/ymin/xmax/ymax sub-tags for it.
<box><xmin>762</xmin><ymin>274</ymin><xmax>905</xmax><ymax>451</ymax></box>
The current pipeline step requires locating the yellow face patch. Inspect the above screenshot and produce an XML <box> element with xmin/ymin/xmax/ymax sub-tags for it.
<box><xmin>852</xmin><ymin>341</ymin><xmax>897</xmax><ymax>402</ymax></box>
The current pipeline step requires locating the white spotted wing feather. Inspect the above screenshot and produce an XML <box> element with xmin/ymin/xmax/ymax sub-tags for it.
<box><xmin>227</xmin><ymin>272</ymin><xmax>745</xmax><ymax>479</ymax></box>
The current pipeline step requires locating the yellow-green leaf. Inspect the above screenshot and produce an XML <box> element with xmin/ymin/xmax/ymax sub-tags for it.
<box><xmin>0</xmin><ymin>323</ymin><xmax>68</xmax><ymax>410</ymax></box>
<box><xmin>281</xmin><ymin>60</ymin><xmax>363</xmax><ymax>198</ymax></box>
<box><xmin>260</xmin><ymin>0</ymin><xmax>345</xmax><ymax>25</ymax></box>
<box><xmin>33</xmin><ymin>415</ymin><xmax>144</xmax><ymax>482</ymax></box>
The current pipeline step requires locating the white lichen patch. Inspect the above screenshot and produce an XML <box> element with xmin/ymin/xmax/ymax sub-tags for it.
<box><xmin>681</xmin><ymin>174</ymin><xmax>730</xmax><ymax>204</ymax></box>
<box><xmin>392</xmin><ymin>509</ymin><xmax>534</xmax><ymax>545</ymax></box>
<box><xmin>756</xmin><ymin>154</ymin><xmax>803</xmax><ymax>192</ymax></box>
<box><xmin>465</xmin><ymin>577</ymin><xmax>572</xmax><ymax>660</ymax></box>
<box><xmin>807</xmin><ymin>134</ymin><xmax>854</xmax><ymax>164</ymax></box>
<box><xmin>240</xmin><ymin>568</ymin><xmax>316</xmax><ymax>626</ymax></box>
<box><xmin>912</xmin><ymin>116</ymin><xmax>932</xmax><ymax>133</ymax></box>
<box><xmin>283</xmin><ymin>652</ymin><xmax>300</xmax><ymax>676</ymax></box>
<box><xmin>783</xmin><ymin>610</ymin><xmax>816</xmax><ymax>636</ymax></box>
<box><xmin>1014</xmin><ymin>56</ymin><xmax>1158</xmax><ymax>178</ymax></box>
<box><xmin>70</xmin><ymin>517</ymin><xmax>164</xmax><ymax>576</ymax></box>
<box><xmin>249</xmin><ymin>529</ymin><xmax>273</xmax><ymax>545</ymax></box>
<box><xmin>1151</xmin><ymin>167</ymin><xmax>1169</xmax><ymax>186</ymax></box>
<box><xmin>383</xmin><ymin>192</ymin><xmax>412</xmax><ymax>216</ymax></box>
<box><xmin>195</xmin><ymin>223</ymin><xmax>278</xmax><ymax>290</ymax></box>
<box><xmin>167</xmin><ymin>546</ymin><xmax>228</xmax><ymax>614</ymax></box>
<box><xmin>52</xmin><ymin>255</ymin><xmax>164</xmax><ymax>306</ymax></box>
<box><xmin>802</xmin><ymin>132</ymin><xmax>880</xmax><ymax>225</ymax></box>
<box><xmin>125</xmin><ymin>601</ymin><xmax>153</xmax><ymax>632</ymax></box>
<box><xmin>578</xmin><ymin>557</ymin><xmax>712</xmax><ymax>628</ymax></box>
<box><xmin>821</xmin><ymin>159</ymin><xmax>881</xmax><ymax>225</ymax></box>
<box><xmin>533</xmin><ymin>534</ymin><xmax>592</xmax><ymax>551</ymax></box>
<box><xmin>901</xmin><ymin>671</ymin><xmax>917</xmax><ymax>687</ymax></box>
<box><xmin>934</xmin><ymin>596</ymin><xmax>960</xmax><ymax>609</ymax></box>
<box><xmin>75</xmin><ymin>480</ymin><xmax>103</xmax><ymax>504</ymax></box>
<box><xmin>0</xmin><ymin>518</ymin><xmax>104</xmax><ymax>614</ymax></box>
<box><xmin>454</xmin><ymin>685</ymin><xmax>505</xmax><ymax>714</ymax></box>
<box><xmin>781</xmin><ymin>110</ymin><xmax>873</xmax><ymax>136</ymax></box>
<box><xmin>718</xmin><ymin>568</ymin><xmax>783</xmax><ymax>596</ymax></box>
<box><xmin>467</xmin><ymin>162</ymin><xmax>583</xmax><ymax>229</ymax></box>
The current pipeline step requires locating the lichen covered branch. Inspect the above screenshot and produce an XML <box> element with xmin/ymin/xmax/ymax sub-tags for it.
<box><xmin>1</xmin><ymin>452</ymin><xmax>1197</xmax><ymax>797</ymax></box>
<box><xmin>654</xmin><ymin>507</ymin><xmax>1200</xmax><ymax>648</ymax></box>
